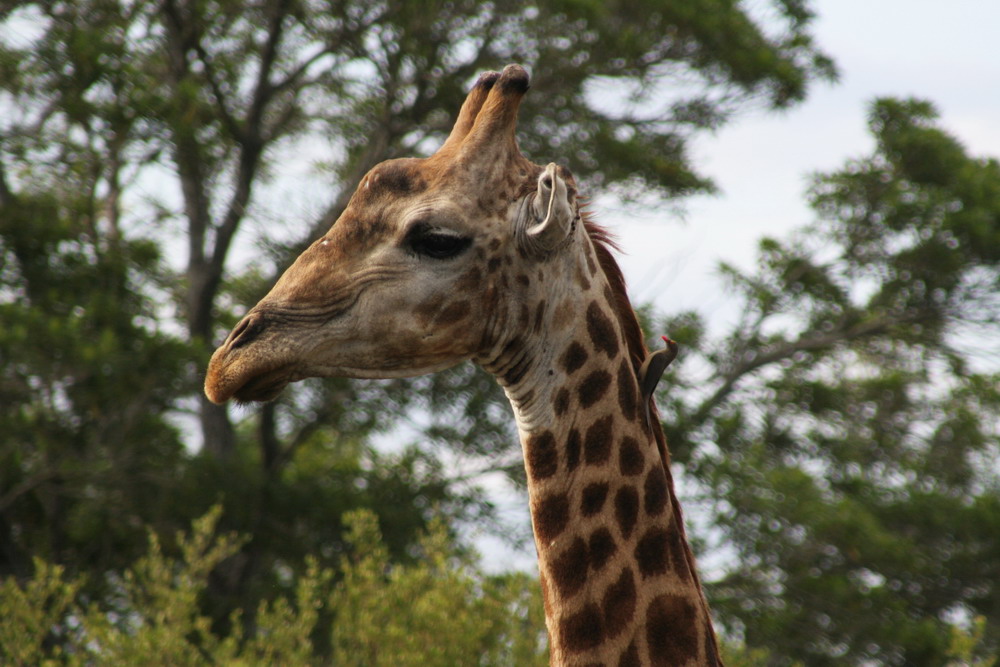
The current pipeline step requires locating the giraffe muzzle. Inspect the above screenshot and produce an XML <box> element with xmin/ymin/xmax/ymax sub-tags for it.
<box><xmin>205</xmin><ymin>311</ymin><xmax>300</xmax><ymax>404</ymax></box>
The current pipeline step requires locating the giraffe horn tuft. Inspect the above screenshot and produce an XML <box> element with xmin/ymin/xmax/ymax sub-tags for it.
<box><xmin>455</xmin><ymin>64</ymin><xmax>530</xmax><ymax>164</ymax></box>
<box><xmin>436</xmin><ymin>70</ymin><xmax>500</xmax><ymax>157</ymax></box>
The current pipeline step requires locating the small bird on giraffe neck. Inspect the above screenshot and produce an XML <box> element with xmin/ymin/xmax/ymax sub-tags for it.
<box><xmin>638</xmin><ymin>335</ymin><xmax>678</xmax><ymax>432</ymax></box>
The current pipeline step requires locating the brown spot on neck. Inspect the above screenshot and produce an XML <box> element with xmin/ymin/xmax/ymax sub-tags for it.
<box><xmin>646</xmin><ymin>594</ymin><xmax>701</xmax><ymax>665</ymax></box>
<box><xmin>561</xmin><ymin>341</ymin><xmax>589</xmax><ymax>374</ymax></box>
<box><xmin>619</xmin><ymin>436</ymin><xmax>644</xmax><ymax>476</ymax></box>
<box><xmin>586</xmin><ymin>301</ymin><xmax>620</xmax><ymax>358</ymax></box>
<box><xmin>533</xmin><ymin>492</ymin><xmax>570</xmax><ymax>542</ymax></box>
<box><xmin>602</xmin><ymin>566</ymin><xmax>638</xmax><ymax>640</ymax></box>
<box><xmin>583</xmin><ymin>414</ymin><xmax>614</xmax><ymax>464</ymax></box>
<box><xmin>614</xmin><ymin>486</ymin><xmax>639</xmax><ymax>539</ymax></box>
<box><xmin>526</xmin><ymin>430</ymin><xmax>559</xmax><ymax>481</ymax></box>
<box><xmin>581</xmin><ymin>482</ymin><xmax>610</xmax><ymax>516</ymax></box>
<box><xmin>577</xmin><ymin>369</ymin><xmax>612</xmax><ymax>408</ymax></box>
<box><xmin>550</xmin><ymin>537</ymin><xmax>590</xmax><ymax>599</ymax></box>
<box><xmin>559</xmin><ymin>603</ymin><xmax>603</xmax><ymax>654</ymax></box>
<box><xmin>617</xmin><ymin>358</ymin><xmax>640</xmax><ymax>423</ymax></box>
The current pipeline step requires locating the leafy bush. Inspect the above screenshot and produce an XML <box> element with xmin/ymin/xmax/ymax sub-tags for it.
<box><xmin>0</xmin><ymin>506</ymin><xmax>547</xmax><ymax>666</ymax></box>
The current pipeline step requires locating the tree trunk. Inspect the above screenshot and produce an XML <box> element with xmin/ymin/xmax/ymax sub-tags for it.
<box><xmin>199</xmin><ymin>396</ymin><xmax>236</xmax><ymax>458</ymax></box>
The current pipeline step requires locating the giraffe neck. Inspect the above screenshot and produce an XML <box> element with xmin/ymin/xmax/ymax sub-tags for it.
<box><xmin>479</xmin><ymin>245</ymin><xmax>720</xmax><ymax>666</ymax></box>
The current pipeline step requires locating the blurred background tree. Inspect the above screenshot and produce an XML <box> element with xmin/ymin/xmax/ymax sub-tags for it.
<box><xmin>654</xmin><ymin>98</ymin><xmax>1000</xmax><ymax>664</ymax></box>
<box><xmin>3</xmin><ymin>1</ymin><xmax>998</xmax><ymax>665</ymax></box>
<box><xmin>0</xmin><ymin>0</ymin><xmax>834</xmax><ymax>645</ymax></box>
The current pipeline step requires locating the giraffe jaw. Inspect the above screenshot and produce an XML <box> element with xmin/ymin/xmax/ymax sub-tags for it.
<box><xmin>205</xmin><ymin>345</ymin><xmax>463</xmax><ymax>405</ymax></box>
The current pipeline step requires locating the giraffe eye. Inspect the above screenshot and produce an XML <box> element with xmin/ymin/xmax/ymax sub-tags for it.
<box><xmin>408</xmin><ymin>228</ymin><xmax>472</xmax><ymax>260</ymax></box>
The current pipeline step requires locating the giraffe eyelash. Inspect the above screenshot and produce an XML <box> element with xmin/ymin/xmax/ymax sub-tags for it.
<box><xmin>404</xmin><ymin>222</ymin><xmax>472</xmax><ymax>260</ymax></box>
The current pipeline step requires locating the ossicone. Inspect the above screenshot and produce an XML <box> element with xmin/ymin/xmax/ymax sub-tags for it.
<box><xmin>434</xmin><ymin>64</ymin><xmax>531</xmax><ymax>165</ymax></box>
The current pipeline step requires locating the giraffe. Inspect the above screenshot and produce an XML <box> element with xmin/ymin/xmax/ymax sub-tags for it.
<box><xmin>205</xmin><ymin>64</ymin><xmax>722</xmax><ymax>667</ymax></box>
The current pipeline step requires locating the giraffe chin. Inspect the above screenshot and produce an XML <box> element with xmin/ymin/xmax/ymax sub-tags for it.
<box><xmin>230</xmin><ymin>369</ymin><xmax>295</xmax><ymax>404</ymax></box>
<box><xmin>208</xmin><ymin>358</ymin><xmax>462</xmax><ymax>405</ymax></box>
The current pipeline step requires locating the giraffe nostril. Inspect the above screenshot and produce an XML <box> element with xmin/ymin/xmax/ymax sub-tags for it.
<box><xmin>227</xmin><ymin>313</ymin><xmax>267</xmax><ymax>351</ymax></box>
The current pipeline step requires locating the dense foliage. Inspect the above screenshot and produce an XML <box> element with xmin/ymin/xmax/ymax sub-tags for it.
<box><xmin>656</xmin><ymin>99</ymin><xmax>1000</xmax><ymax>664</ymax></box>
<box><xmin>0</xmin><ymin>507</ymin><xmax>548</xmax><ymax>665</ymax></box>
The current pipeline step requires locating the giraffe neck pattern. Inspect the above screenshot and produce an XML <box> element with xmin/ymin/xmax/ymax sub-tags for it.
<box><xmin>482</xmin><ymin>243</ymin><xmax>721</xmax><ymax>666</ymax></box>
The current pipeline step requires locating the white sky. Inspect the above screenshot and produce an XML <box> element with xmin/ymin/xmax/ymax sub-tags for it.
<box><xmin>475</xmin><ymin>0</ymin><xmax>1000</xmax><ymax>572</ymax></box>
<box><xmin>613</xmin><ymin>0</ymin><xmax>1000</xmax><ymax>334</ymax></box>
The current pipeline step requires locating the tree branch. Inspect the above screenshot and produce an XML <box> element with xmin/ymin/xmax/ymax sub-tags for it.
<box><xmin>244</xmin><ymin>0</ymin><xmax>290</xmax><ymax>140</ymax></box>
<box><xmin>188</xmin><ymin>38</ymin><xmax>242</xmax><ymax>142</ymax></box>
<box><xmin>194</xmin><ymin>2</ymin><xmax>296</xmax><ymax>337</ymax></box>
<box><xmin>0</xmin><ymin>152</ymin><xmax>12</xmax><ymax>208</ymax></box>
<box><xmin>0</xmin><ymin>470</ymin><xmax>61</xmax><ymax>514</ymax></box>
<box><xmin>689</xmin><ymin>313</ymin><xmax>907</xmax><ymax>428</ymax></box>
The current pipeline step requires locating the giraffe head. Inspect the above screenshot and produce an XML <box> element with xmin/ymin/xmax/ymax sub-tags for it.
<box><xmin>205</xmin><ymin>65</ymin><xmax>581</xmax><ymax>404</ymax></box>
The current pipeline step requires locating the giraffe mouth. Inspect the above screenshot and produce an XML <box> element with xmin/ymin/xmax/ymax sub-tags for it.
<box><xmin>204</xmin><ymin>339</ymin><xmax>302</xmax><ymax>404</ymax></box>
<box><xmin>230</xmin><ymin>366</ymin><xmax>297</xmax><ymax>404</ymax></box>
<box><xmin>204</xmin><ymin>363</ymin><xmax>298</xmax><ymax>405</ymax></box>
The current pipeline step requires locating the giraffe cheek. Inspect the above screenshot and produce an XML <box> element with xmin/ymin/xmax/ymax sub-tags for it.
<box><xmin>414</xmin><ymin>296</ymin><xmax>473</xmax><ymax>328</ymax></box>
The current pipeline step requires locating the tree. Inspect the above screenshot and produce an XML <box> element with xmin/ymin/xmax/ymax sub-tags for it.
<box><xmin>0</xmin><ymin>0</ymin><xmax>836</xmax><ymax>458</ymax></box>
<box><xmin>0</xmin><ymin>139</ymin><xmax>191</xmax><ymax>584</ymax></box>
<box><xmin>0</xmin><ymin>0</ymin><xmax>835</xmax><ymax>639</ymax></box>
<box><xmin>653</xmin><ymin>98</ymin><xmax>1000</xmax><ymax>665</ymax></box>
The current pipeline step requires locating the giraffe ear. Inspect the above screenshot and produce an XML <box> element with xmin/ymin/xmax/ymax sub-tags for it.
<box><xmin>525</xmin><ymin>163</ymin><xmax>576</xmax><ymax>253</ymax></box>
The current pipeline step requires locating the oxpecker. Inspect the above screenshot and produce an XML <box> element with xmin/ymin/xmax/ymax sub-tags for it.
<box><xmin>639</xmin><ymin>335</ymin><xmax>678</xmax><ymax>431</ymax></box>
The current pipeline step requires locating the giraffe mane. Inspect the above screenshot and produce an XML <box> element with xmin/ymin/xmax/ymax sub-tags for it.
<box><xmin>582</xmin><ymin>211</ymin><xmax>670</xmax><ymax>456</ymax></box>
<box><xmin>581</xmin><ymin>214</ymin><xmax>647</xmax><ymax>377</ymax></box>
<box><xmin>583</xmin><ymin>210</ymin><xmax>715</xmax><ymax>613</ymax></box>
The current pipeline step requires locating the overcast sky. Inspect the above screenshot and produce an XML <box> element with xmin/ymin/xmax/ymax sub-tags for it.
<box><xmin>613</xmin><ymin>0</ymin><xmax>1000</xmax><ymax>335</ymax></box>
